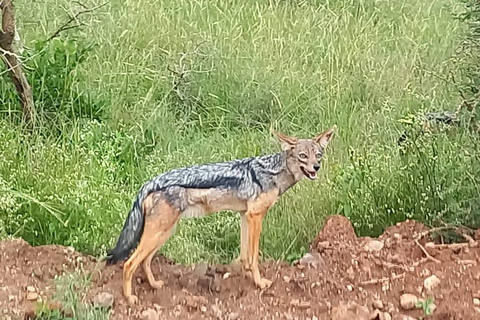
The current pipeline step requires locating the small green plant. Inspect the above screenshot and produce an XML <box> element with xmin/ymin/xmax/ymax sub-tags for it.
<box><xmin>415</xmin><ymin>297</ymin><xmax>435</xmax><ymax>316</ymax></box>
<box><xmin>34</xmin><ymin>266</ymin><xmax>110</xmax><ymax>320</ymax></box>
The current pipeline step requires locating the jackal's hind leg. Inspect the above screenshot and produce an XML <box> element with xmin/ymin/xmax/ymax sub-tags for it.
<box><xmin>142</xmin><ymin>224</ymin><xmax>177</xmax><ymax>290</ymax></box>
<box><xmin>123</xmin><ymin>195</ymin><xmax>180</xmax><ymax>305</ymax></box>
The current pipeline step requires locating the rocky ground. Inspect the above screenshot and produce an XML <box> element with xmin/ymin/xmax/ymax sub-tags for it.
<box><xmin>1</xmin><ymin>215</ymin><xmax>480</xmax><ymax>320</ymax></box>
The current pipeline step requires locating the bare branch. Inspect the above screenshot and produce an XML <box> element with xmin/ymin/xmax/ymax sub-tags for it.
<box><xmin>46</xmin><ymin>2</ymin><xmax>108</xmax><ymax>42</ymax></box>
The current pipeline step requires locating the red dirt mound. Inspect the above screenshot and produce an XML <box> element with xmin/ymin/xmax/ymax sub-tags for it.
<box><xmin>1</xmin><ymin>216</ymin><xmax>479</xmax><ymax>320</ymax></box>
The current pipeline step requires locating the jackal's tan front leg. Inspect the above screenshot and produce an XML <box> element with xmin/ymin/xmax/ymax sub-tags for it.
<box><xmin>246</xmin><ymin>211</ymin><xmax>272</xmax><ymax>289</ymax></box>
<box><xmin>232</xmin><ymin>212</ymin><xmax>248</xmax><ymax>268</ymax></box>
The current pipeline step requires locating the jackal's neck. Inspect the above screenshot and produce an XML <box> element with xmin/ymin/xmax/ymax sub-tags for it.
<box><xmin>264</xmin><ymin>150</ymin><xmax>301</xmax><ymax>195</ymax></box>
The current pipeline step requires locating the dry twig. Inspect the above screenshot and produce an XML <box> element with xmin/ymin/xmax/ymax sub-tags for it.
<box><xmin>47</xmin><ymin>2</ymin><xmax>108</xmax><ymax>42</ymax></box>
<box><xmin>359</xmin><ymin>273</ymin><xmax>405</xmax><ymax>286</ymax></box>
<box><xmin>414</xmin><ymin>240</ymin><xmax>441</xmax><ymax>264</ymax></box>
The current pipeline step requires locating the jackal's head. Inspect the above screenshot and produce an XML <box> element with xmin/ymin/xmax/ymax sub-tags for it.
<box><xmin>274</xmin><ymin>126</ymin><xmax>336</xmax><ymax>181</ymax></box>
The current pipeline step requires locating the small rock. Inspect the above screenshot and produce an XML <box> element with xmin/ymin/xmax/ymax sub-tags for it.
<box><xmin>423</xmin><ymin>275</ymin><xmax>441</xmax><ymax>292</ymax></box>
<box><xmin>229</xmin><ymin>312</ymin><xmax>239</xmax><ymax>320</ymax></box>
<box><xmin>290</xmin><ymin>299</ymin><xmax>300</xmax><ymax>307</ymax></box>
<box><xmin>425</xmin><ymin>242</ymin><xmax>435</xmax><ymax>248</ymax></box>
<box><xmin>193</xmin><ymin>295</ymin><xmax>208</xmax><ymax>305</ymax></box>
<box><xmin>316</xmin><ymin>241</ymin><xmax>330</xmax><ymax>252</ymax></box>
<box><xmin>372</xmin><ymin>300</ymin><xmax>384</xmax><ymax>310</ymax></box>
<box><xmin>26</xmin><ymin>286</ymin><xmax>36</xmax><ymax>293</ymax></box>
<box><xmin>211</xmin><ymin>305</ymin><xmax>222</xmax><ymax>318</ymax></box>
<box><xmin>298</xmin><ymin>301</ymin><xmax>311</xmax><ymax>309</ymax></box>
<box><xmin>383</xmin><ymin>313</ymin><xmax>392</xmax><ymax>320</ymax></box>
<box><xmin>392</xmin><ymin>315</ymin><xmax>416</xmax><ymax>320</ymax></box>
<box><xmin>26</xmin><ymin>292</ymin><xmax>38</xmax><ymax>301</ymax></box>
<box><xmin>141</xmin><ymin>308</ymin><xmax>159</xmax><ymax>320</ymax></box>
<box><xmin>223</xmin><ymin>272</ymin><xmax>231</xmax><ymax>280</ymax></box>
<box><xmin>420</xmin><ymin>268</ymin><xmax>431</xmax><ymax>277</ymax></box>
<box><xmin>473</xmin><ymin>270</ymin><xmax>480</xmax><ymax>281</ymax></box>
<box><xmin>399</xmin><ymin>293</ymin><xmax>418</xmax><ymax>310</ymax></box>
<box><xmin>33</xmin><ymin>268</ymin><xmax>44</xmax><ymax>279</ymax></box>
<box><xmin>92</xmin><ymin>292</ymin><xmax>114</xmax><ymax>309</ymax></box>
<box><xmin>283</xmin><ymin>275</ymin><xmax>291</xmax><ymax>283</ymax></box>
<box><xmin>298</xmin><ymin>252</ymin><xmax>325</xmax><ymax>269</ymax></box>
<box><xmin>346</xmin><ymin>284</ymin><xmax>353</xmax><ymax>291</ymax></box>
<box><xmin>200</xmin><ymin>306</ymin><xmax>207</xmax><ymax>313</ymax></box>
<box><xmin>364</xmin><ymin>240</ymin><xmax>384</xmax><ymax>252</ymax></box>
<box><xmin>183</xmin><ymin>296</ymin><xmax>199</xmax><ymax>310</ymax></box>
<box><xmin>474</xmin><ymin>298</ymin><xmax>480</xmax><ymax>306</ymax></box>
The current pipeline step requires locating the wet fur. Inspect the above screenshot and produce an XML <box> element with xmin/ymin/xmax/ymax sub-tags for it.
<box><xmin>105</xmin><ymin>126</ymin><xmax>336</xmax><ymax>304</ymax></box>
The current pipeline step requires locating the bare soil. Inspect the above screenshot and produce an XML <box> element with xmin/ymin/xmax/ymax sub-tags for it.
<box><xmin>1</xmin><ymin>215</ymin><xmax>480</xmax><ymax>320</ymax></box>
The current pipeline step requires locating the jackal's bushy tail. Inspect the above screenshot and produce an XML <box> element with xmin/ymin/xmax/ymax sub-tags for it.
<box><xmin>105</xmin><ymin>196</ymin><xmax>145</xmax><ymax>265</ymax></box>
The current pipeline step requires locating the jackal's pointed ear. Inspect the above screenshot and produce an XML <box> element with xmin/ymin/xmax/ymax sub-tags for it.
<box><xmin>314</xmin><ymin>125</ymin><xmax>336</xmax><ymax>149</ymax></box>
<box><xmin>272</xmin><ymin>131</ymin><xmax>298</xmax><ymax>150</ymax></box>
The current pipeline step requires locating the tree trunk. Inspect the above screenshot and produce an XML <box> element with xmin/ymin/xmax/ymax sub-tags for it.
<box><xmin>0</xmin><ymin>0</ymin><xmax>35</xmax><ymax>128</ymax></box>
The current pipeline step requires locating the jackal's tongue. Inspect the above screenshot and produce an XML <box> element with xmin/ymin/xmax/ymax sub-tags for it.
<box><xmin>302</xmin><ymin>167</ymin><xmax>317</xmax><ymax>180</ymax></box>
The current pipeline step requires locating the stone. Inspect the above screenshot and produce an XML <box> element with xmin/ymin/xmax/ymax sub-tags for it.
<box><xmin>229</xmin><ymin>312</ymin><xmax>239</xmax><ymax>320</ymax></box>
<box><xmin>26</xmin><ymin>292</ymin><xmax>38</xmax><ymax>301</ymax></box>
<box><xmin>33</xmin><ymin>268</ymin><xmax>44</xmax><ymax>279</ymax></box>
<box><xmin>399</xmin><ymin>294</ymin><xmax>418</xmax><ymax>310</ymax></box>
<box><xmin>92</xmin><ymin>292</ymin><xmax>114</xmax><ymax>309</ymax></box>
<box><xmin>372</xmin><ymin>300</ymin><xmax>384</xmax><ymax>310</ymax></box>
<box><xmin>141</xmin><ymin>308</ymin><xmax>159</xmax><ymax>320</ymax></box>
<box><xmin>183</xmin><ymin>296</ymin><xmax>199</xmax><ymax>310</ymax></box>
<box><xmin>364</xmin><ymin>240</ymin><xmax>384</xmax><ymax>252</ymax></box>
<box><xmin>298</xmin><ymin>301</ymin><xmax>311</xmax><ymax>309</ymax></box>
<box><xmin>474</xmin><ymin>298</ymin><xmax>480</xmax><ymax>306</ymax></box>
<box><xmin>392</xmin><ymin>315</ymin><xmax>416</xmax><ymax>320</ymax></box>
<box><xmin>423</xmin><ymin>275</ymin><xmax>441</xmax><ymax>292</ymax></box>
<box><xmin>290</xmin><ymin>299</ymin><xmax>300</xmax><ymax>307</ymax></box>
<box><xmin>298</xmin><ymin>252</ymin><xmax>325</xmax><ymax>269</ymax></box>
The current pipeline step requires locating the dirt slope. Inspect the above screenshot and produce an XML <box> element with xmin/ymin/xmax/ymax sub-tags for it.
<box><xmin>1</xmin><ymin>216</ymin><xmax>479</xmax><ymax>320</ymax></box>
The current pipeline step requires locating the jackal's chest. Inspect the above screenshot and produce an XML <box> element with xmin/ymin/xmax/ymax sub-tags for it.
<box><xmin>181</xmin><ymin>188</ymin><xmax>248</xmax><ymax>218</ymax></box>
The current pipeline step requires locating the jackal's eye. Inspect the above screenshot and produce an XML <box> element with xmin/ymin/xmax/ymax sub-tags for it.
<box><xmin>299</xmin><ymin>153</ymin><xmax>307</xmax><ymax>159</ymax></box>
<box><xmin>316</xmin><ymin>153</ymin><xmax>322</xmax><ymax>159</ymax></box>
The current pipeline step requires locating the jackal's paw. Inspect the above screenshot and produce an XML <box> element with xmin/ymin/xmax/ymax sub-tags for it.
<box><xmin>256</xmin><ymin>277</ymin><xmax>273</xmax><ymax>290</ymax></box>
<box><xmin>126</xmin><ymin>294</ymin><xmax>138</xmax><ymax>305</ymax></box>
<box><xmin>150</xmin><ymin>280</ymin><xmax>164</xmax><ymax>290</ymax></box>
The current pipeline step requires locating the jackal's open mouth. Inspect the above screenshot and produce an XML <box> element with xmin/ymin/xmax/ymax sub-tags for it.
<box><xmin>301</xmin><ymin>167</ymin><xmax>317</xmax><ymax>180</ymax></box>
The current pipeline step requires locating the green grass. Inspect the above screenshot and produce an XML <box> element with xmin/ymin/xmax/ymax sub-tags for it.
<box><xmin>34</xmin><ymin>267</ymin><xmax>111</xmax><ymax>320</ymax></box>
<box><xmin>0</xmin><ymin>0</ymin><xmax>479</xmax><ymax>265</ymax></box>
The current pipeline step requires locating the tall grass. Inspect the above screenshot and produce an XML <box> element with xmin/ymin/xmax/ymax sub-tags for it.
<box><xmin>0</xmin><ymin>0</ymin><xmax>478</xmax><ymax>264</ymax></box>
